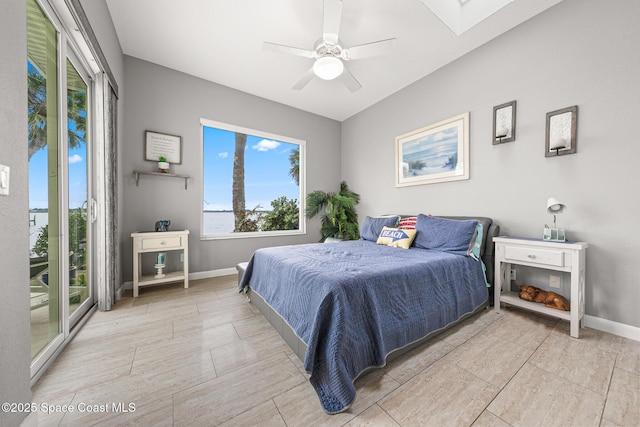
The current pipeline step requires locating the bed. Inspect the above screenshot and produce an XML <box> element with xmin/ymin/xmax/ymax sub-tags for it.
<box><xmin>238</xmin><ymin>214</ymin><xmax>500</xmax><ymax>414</ymax></box>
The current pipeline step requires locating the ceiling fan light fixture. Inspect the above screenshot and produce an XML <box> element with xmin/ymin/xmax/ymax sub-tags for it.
<box><xmin>313</xmin><ymin>56</ymin><xmax>344</xmax><ymax>80</ymax></box>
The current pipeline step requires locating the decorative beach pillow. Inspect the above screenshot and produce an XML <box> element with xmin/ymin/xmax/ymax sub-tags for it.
<box><xmin>376</xmin><ymin>226</ymin><xmax>417</xmax><ymax>249</ymax></box>
<box><xmin>360</xmin><ymin>216</ymin><xmax>400</xmax><ymax>242</ymax></box>
<box><xmin>398</xmin><ymin>216</ymin><xmax>418</xmax><ymax>230</ymax></box>
<box><xmin>413</xmin><ymin>214</ymin><xmax>478</xmax><ymax>256</ymax></box>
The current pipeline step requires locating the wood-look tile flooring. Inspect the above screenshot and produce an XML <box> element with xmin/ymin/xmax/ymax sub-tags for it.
<box><xmin>32</xmin><ymin>276</ymin><xmax>639</xmax><ymax>426</ymax></box>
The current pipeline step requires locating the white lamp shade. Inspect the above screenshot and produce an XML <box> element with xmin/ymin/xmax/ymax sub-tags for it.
<box><xmin>313</xmin><ymin>56</ymin><xmax>344</xmax><ymax>80</ymax></box>
<box><xmin>547</xmin><ymin>197</ymin><xmax>566</xmax><ymax>214</ymax></box>
<box><xmin>496</xmin><ymin>126</ymin><xmax>509</xmax><ymax>138</ymax></box>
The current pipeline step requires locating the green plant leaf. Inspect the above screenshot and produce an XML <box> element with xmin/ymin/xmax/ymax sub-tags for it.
<box><xmin>305</xmin><ymin>182</ymin><xmax>360</xmax><ymax>241</ymax></box>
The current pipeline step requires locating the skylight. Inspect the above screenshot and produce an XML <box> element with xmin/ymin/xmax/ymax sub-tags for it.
<box><xmin>421</xmin><ymin>0</ymin><xmax>514</xmax><ymax>35</ymax></box>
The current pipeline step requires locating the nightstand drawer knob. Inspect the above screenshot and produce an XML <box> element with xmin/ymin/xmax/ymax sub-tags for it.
<box><xmin>527</xmin><ymin>254</ymin><xmax>535</xmax><ymax>259</ymax></box>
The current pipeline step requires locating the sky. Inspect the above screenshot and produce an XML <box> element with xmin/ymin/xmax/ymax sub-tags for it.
<box><xmin>401</xmin><ymin>127</ymin><xmax>459</xmax><ymax>176</ymax></box>
<box><xmin>202</xmin><ymin>126</ymin><xmax>300</xmax><ymax>211</ymax></box>
<box><xmin>29</xmin><ymin>144</ymin><xmax>87</xmax><ymax>210</ymax></box>
<box><xmin>29</xmin><ymin>60</ymin><xmax>87</xmax><ymax>211</ymax></box>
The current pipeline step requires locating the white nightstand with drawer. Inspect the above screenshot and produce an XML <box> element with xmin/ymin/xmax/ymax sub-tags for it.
<box><xmin>493</xmin><ymin>237</ymin><xmax>588</xmax><ymax>338</ymax></box>
<box><xmin>131</xmin><ymin>230</ymin><xmax>189</xmax><ymax>297</ymax></box>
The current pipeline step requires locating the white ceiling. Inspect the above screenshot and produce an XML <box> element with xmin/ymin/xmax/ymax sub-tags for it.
<box><xmin>105</xmin><ymin>0</ymin><xmax>562</xmax><ymax>121</ymax></box>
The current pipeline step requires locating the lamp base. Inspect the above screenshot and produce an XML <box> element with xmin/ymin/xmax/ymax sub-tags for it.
<box><xmin>154</xmin><ymin>263</ymin><xmax>166</xmax><ymax>278</ymax></box>
<box><xmin>543</xmin><ymin>227</ymin><xmax>566</xmax><ymax>242</ymax></box>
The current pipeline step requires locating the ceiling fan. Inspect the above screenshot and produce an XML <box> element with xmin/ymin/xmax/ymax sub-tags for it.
<box><xmin>263</xmin><ymin>0</ymin><xmax>397</xmax><ymax>92</ymax></box>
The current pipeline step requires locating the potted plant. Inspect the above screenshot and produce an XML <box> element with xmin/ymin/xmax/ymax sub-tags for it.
<box><xmin>306</xmin><ymin>181</ymin><xmax>360</xmax><ymax>241</ymax></box>
<box><xmin>158</xmin><ymin>156</ymin><xmax>170</xmax><ymax>173</ymax></box>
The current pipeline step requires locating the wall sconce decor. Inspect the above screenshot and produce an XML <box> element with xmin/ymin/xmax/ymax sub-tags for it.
<box><xmin>493</xmin><ymin>100</ymin><xmax>516</xmax><ymax>145</ymax></box>
<box><xmin>545</xmin><ymin>105</ymin><xmax>578</xmax><ymax>157</ymax></box>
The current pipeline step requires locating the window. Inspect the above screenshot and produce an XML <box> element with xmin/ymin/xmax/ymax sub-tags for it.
<box><xmin>201</xmin><ymin>119</ymin><xmax>305</xmax><ymax>238</ymax></box>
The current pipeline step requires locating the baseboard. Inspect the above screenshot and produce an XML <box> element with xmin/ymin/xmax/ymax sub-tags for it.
<box><xmin>119</xmin><ymin>268</ymin><xmax>237</xmax><ymax>291</ymax></box>
<box><xmin>584</xmin><ymin>315</ymin><xmax>640</xmax><ymax>342</ymax></box>
<box><xmin>189</xmin><ymin>267</ymin><xmax>237</xmax><ymax>280</ymax></box>
<box><xmin>116</xmin><ymin>282</ymin><xmax>126</xmax><ymax>300</ymax></box>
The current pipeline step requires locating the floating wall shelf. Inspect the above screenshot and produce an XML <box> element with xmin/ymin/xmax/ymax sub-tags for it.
<box><xmin>133</xmin><ymin>170</ymin><xmax>190</xmax><ymax>189</ymax></box>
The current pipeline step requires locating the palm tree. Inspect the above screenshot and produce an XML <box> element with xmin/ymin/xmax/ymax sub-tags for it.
<box><xmin>67</xmin><ymin>84</ymin><xmax>87</xmax><ymax>148</ymax></box>
<box><xmin>232</xmin><ymin>132</ymin><xmax>247</xmax><ymax>231</ymax></box>
<box><xmin>306</xmin><ymin>181</ymin><xmax>360</xmax><ymax>241</ymax></box>
<box><xmin>27</xmin><ymin>66</ymin><xmax>48</xmax><ymax>160</ymax></box>
<box><xmin>28</xmin><ymin>65</ymin><xmax>86</xmax><ymax>160</ymax></box>
<box><xmin>289</xmin><ymin>148</ymin><xmax>299</xmax><ymax>185</ymax></box>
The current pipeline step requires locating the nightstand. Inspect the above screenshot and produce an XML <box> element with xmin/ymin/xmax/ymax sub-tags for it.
<box><xmin>493</xmin><ymin>237</ymin><xmax>588</xmax><ymax>338</ymax></box>
<box><xmin>131</xmin><ymin>230</ymin><xmax>189</xmax><ymax>297</ymax></box>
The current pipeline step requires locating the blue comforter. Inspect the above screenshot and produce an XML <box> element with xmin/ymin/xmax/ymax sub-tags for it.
<box><xmin>239</xmin><ymin>240</ymin><xmax>488</xmax><ymax>413</ymax></box>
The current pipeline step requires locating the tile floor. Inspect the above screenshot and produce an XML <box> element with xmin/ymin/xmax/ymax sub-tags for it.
<box><xmin>31</xmin><ymin>276</ymin><xmax>639</xmax><ymax>426</ymax></box>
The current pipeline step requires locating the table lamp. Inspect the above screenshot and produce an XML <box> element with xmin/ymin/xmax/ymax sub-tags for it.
<box><xmin>543</xmin><ymin>197</ymin><xmax>566</xmax><ymax>242</ymax></box>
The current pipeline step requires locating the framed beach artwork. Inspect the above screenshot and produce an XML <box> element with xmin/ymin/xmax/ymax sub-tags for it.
<box><xmin>395</xmin><ymin>112</ymin><xmax>470</xmax><ymax>187</ymax></box>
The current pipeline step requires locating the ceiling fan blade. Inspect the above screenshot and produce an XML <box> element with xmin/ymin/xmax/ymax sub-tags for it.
<box><xmin>339</xmin><ymin>67</ymin><xmax>361</xmax><ymax>92</ymax></box>
<box><xmin>263</xmin><ymin>41</ymin><xmax>316</xmax><ymax>59</ymax></box>
<box><xmin>342</xmin><ymin>38</ymin><xmax>398</xmax><ymax>61</ymax></box>
<box><xmin>292</xmin><ymin>67</ymin><xmax>316</xmax><ymax>90</ymax></box>
<box><xmin>323</xmin><ymin>0</ymin><xmax>343</xmax><ymax>45</ymax></box>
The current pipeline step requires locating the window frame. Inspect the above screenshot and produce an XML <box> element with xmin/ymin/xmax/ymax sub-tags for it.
<box><xmin>28</xmin><ymin>0</ymin><xmax>103</xmax><ymax>380</ymax></box>
<box><xmin>200</xmin><ymin>118</ymin><xmax>306</xmax><ymax>240</ymax></box>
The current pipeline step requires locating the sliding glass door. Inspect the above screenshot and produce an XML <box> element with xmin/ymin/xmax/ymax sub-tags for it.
<box><xmin>28</xmin><ymin>0</ymin><xmax>96</xmax><ymax>371</ymax></box>
<box><xmin>66</xmin><ymin>56</ymin><xmax>93</xmax><ymax>325</ymax></box>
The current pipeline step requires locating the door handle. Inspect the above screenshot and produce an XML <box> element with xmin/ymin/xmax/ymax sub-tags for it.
<box><xmin>90</xmin><ymin>198</ymin><xmax>98</xmax><ymax>223</ymax></box>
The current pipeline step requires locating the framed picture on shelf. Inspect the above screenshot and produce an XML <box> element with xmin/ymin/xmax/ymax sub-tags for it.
<box><xmin>395</xmin><ymin>112</ymin><xmax>469</xmax><ymax>187</ymax></box>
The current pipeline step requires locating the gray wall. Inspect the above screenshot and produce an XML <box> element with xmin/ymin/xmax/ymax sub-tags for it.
<box><xmin>342</xmin><ymin>0</ymin><xmax>640</xmax><ymax>328</ymax></box>
<box><xmin>0</xmin><ymin>1</ymin><xmax>31</xmax><ymax>425</ymax></box>
<box><xmin>121</xmin><ymin>56</ymin><xmax>341</xmax><ymax>281</ymax></box>
<box><xmin>79</xmin><ymin>0</ymin><xmax>124</xmax><ymax>85</ymax></box>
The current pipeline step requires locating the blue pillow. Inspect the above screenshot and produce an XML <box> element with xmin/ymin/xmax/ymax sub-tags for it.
<box><xmin>360</xmin><ymin>216</ymin><xmax>399</xmax><ymax>242</ymax></box>
<box><xmin>414</xmin><ymin>214</ymin><xmax>478</xmax><ymax>256</ymax></box>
